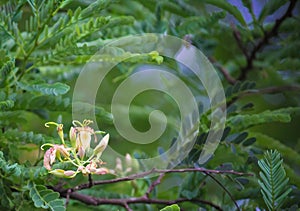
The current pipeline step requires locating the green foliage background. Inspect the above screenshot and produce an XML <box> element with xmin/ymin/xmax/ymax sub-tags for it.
<box><xmin>0</xmin><ymin>0</ymin><xmax>299</xmax><ymax>210</ymax></box>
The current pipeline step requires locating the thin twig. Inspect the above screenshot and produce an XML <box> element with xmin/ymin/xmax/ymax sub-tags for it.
<box><xmin>68</xmin><ymin>168</ymin><xmax>253</xmax><ymax>193</ymax></box>
<box><xmin>145</xmin><ymin>173</ymin><xmax>165</xmax><ymax>198</ymax></box>
<box><xmin>88</xmin><ymin>174</ymin><xmax>93</xmax><ymax>187</ymax></box>
<box><xmin>231</xmin><ymin>23</ymin><xmax>249</xmax><ymax>61</ymax></box>
<box><xmin>250</xmin><ymin>85</ymin><xmax>300</xmax><ymax>95</ymax></box>
<box><xmin>238</xmin><ymin>0</ymin><xmax>297</xmax><ymax>80</ymax></box>
<box><xmin>53</xmin><ymin>190</ymin><xmax>223</xmax><ymax>211</ymax></box>
<box><xmin>205</xmin><ymin>173</ymin><xmax>240</xmax><ymax>211</ymax></box>
<box><xmin>209</xmin><ymin>57</ymin><xmax>237</xmax><ymax>85</ymax></box>
<box><xmin>65</xmin><ymin>189</ymin><xmax>71</xmax><ymax>208</ymax></box>
<box><xmin>50</xmin><ymin>168</ymin><xmax>252</xmax><ymax>210</ymax></box>
<box><xmin>227</xmin><ymin>85</ymin><xmax>300</xmax><ymax>106</ymax></box>
<box><xmin>123</xmin><ymin>202</ymin><xmax>133</xmax><ymax>211</ymax></box>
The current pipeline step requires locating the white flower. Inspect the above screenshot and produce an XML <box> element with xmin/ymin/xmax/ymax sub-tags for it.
<box><xmin>94</xmin><ymin>134</ymin><xmax>109</xmax><ymax>159</ymax></box>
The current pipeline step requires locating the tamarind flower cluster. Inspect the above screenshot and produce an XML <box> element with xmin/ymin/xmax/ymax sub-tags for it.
<box><xmin>41</xmin><ymin>119</ymin><xmax>109</xmax><ymax>178</ymax></box>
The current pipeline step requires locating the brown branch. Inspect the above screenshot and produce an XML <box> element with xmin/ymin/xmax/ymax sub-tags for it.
<box><xmin>238</xmin><ymin>0</ymin><xmax>297</xmax><ymax>80</ymax></box>
<box><xmin>252</xmin><ymin>85</ymin><xmax>300</xmax><ymax>95</ymax></box>
<box><xmin>227</xmin><ymin>84</ymin><xmax>300</xmax><ymax>106</ymax></box>
<box><xmin>231</xmin><ymin>23</ymin><xmax>249</xmax><ymax>61</ymax></box>
<box><xmin>65</xmin><ymin>189</ymin><xmax>71</xmax><ymax>207</ymax></box>
<box><xmin>50</xmin><ymin>167</ymin><xmax>252</xmax><ymax>210</ymax></box>
<box><xmin>123</xmin><ymin>202</ymin><xmax>133</xmax><ymax>211</ymax></box>
<box><xmin>209</xmin><ymin>57</ymin><xmax>237</xmax><ymax>85</ymax></box>
<box><xmin>88</xmin><ymin>173</ymin><xmax>93</xmax><ymax>187</ymax></box>
<box><xmin>145</xmin><ymin>173</ymin><xmax>165</xmax><ymax>198</ymax></box>
<box><xmin>66</xmin><ymin>167</ymin><xmax>253</xmax><ymax>193</ymax></box>
<box><xmin>54</xmin><ymin>190</ymin><xmax>223</xmax><ymax>211</ymax></box>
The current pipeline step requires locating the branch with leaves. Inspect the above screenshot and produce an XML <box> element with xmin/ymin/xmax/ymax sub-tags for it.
<box><xmin>227</xmin><ymin>84</ymin><xmax>300</xmax><ymax>106</ymax></box>
<box><xmin>258</xmin><ymin>150</ymin><xmax>292</xmax><ymax>210</ymax></box>
<box><xmin>212</xmin><ymin>0</ymin><xmax>297</xmax><ymax>84</ymax></box>
<box><xmin>40</xmin><ymin>119</ymin><xmax>252</xmax><ymax>211</ymax></box>
<box><xmin>51</xmin><ymin>167</ymin><xmax>252</xmax><ymax>211</ymax></box>
<box><xmin>55</xmin><ymin>190</ymin><xmax>224</xmax><ymax>211</ymax></box>
<box><xmin>236</xmin><ymin>0</ymin><xmax>297</xmax><ymax>80</ymax></box>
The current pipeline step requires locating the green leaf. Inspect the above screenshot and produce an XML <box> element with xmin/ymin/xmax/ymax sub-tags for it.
<box><xmin>0</xmin><ymin>151</ymin><xmax>22</xmax><ymax>178</ymax></box>
<box><xmin>225</xmin><ymin>81</ymin><xmax>256</xmax><ymax>98</ymax></box>
<box><xmin>1</xmin><ymin>129</ymin><xmax>52</xmax><ymax>145</ymax></box>
<box><xmin>250</xmin><ymin>132</ymin><xmax>300</xmax><ymax>167</ymax></box>
<box><xmin>258</xmin><ymin>150</ymin><xmax>292</xmax><ymax>210</ymax></box>
<box><xmin>242</xmin><ymin>137</ymin><xmax>256</xmax><ymax>146</ymax></box>
<box><xmin>0</xmin><ymin>179</ymin><xmax>14</xmax><ymax>209</ymax></box>
<box><xmin>226</xmin><ymin>132</ymin><xmax>248</xmax><ymax>144</ymax></box>
<box><xmin>258</xmin><ymin>0</ymin><xmax>289</xmax><ymax>22</ymax></box>
<box><xmin>0</xmin><ymin>99</ymin><xmax>14</xmax><ymax>110</ymax></box>
<box><xmin>17</xmin><ymin>82</ymin><xmax>70</xmax><ymax>96</ymax></box>
<box><xmin>160</xmin><ymin>204</ymin><xmax>180</xmax><ymax>211</ymax></box>
<box><xmin>227</xmin><ymin>107</ymin><xmax>300</xmax><ymax>131</ymax></box>
<box><xmin>28</xmin><ymin>181</ymin><xmax>65</xmax><ymax>211</ymax></box>
<box><xmin>204</xmin><ymin>0</ymin><xmax>246</xmax><ymax>26</ymax></box>
<box><xmin>0</xmin><ymin>50</ymin><xmax>16</xmax><ymax>87</ymax></box>
<box><xmin>80</xmin><ymin>0</ymin><xmax>112</xmax><ymax>19</ymax></box>
<box><xmin>180</xmin><ymin>172</ymin><xmax>204</xmax><ymax>199</ymax></box>
<box><xmin>0</xmin><ymin>110</ymin><xmax>27</xmax><ymax>127</ymax></box>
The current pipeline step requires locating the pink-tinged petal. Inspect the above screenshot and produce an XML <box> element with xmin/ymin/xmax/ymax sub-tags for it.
<box><xmin>55</xmin><ymin>145</ymin><xmax>70</xmax><ymax>158</ymax></box>
<box><xmin>86</xmin><ymin>161</ymin><xmax>97</xmax><ymax>173</ymax></box>
<box><xmin>95</xmin><ymin>168</ymin><xmax>109</xmax><ymax>175</ymax></box>
<box><xmin>80</xmin><ymin>166</ymin><xmax>88</xmax><ymax>175</ymax></box>
<box><xmin>64</xmin><ymin>170</ymin><xmax>77</xmax><ymax>178</ymax></box>
<box><xmin>43</xmin><ymin>148</ymin><xmax>52</xmax><ymax>170</ymax></box>
<box><xmin>78</xmin><ymin>146</ymin><xmax>85</xmax><ymax>159</ymax></box>
<box><xmin>44</xmin><ymin>147</ymin><xmax>57</xmax><ymax>170</ymax></box>
<box><xmin>49</xmin><ymin>148</ymin><xmax>56</xmax><ymax>165</ymax></box>
<box><xmin>77</xmin><ymin>166</ymin><xmax>84</xmax><ymax>171</ymax></box>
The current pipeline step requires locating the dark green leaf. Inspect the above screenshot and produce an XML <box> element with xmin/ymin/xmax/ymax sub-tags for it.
<box><xmin>17</xmin><ymin>82</ymin><xmax>70</xmax><ymax>96</ymax></box>
<box><xmin>204</xmin><ymin>0</ymin><xmax>246</xmax><ymax>26</ymax></box>
<box><xmin>242</xmin><ymin>137</ymin><xmax>256</xmax><ymax>146</ymax></box>
<box><xmin>227</xmin><ymin>132</ymin><xmax>248</xmax><ymax>144</ymax></box>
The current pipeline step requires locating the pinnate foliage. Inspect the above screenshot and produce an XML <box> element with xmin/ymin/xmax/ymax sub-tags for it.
<box><xmin>0</xmin><ymin>0</ymin><xmax>299</xmax><ymax>210</ymax></box>
<box><xmin>258</xmin><ymin>150</ymin><xmax>292</xmax><ymax>210</ymax></box>
<box><xmin>28</xmin><ymin>181</ymin><xmax>65</xmax><ymax>211</ymax></box>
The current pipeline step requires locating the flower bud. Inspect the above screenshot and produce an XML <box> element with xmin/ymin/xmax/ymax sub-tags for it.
<box><xmin>86</xmin><ymin>161</ymin><xmax>97</xmax><ymax>173</ymax></box>
<box><xmin>95</xmin><ymin>167</ymin><xmax>109</xmax><ymax>175</ymax></box>
<box><xmin>125</xmin><ymin>153</ymin><xmax>132</xmax><ymax>167</ymax></box>
<box><xmin>64</xmin><ymin>170</ymin><xmax>77</xmax><ymax>178</ymax></box>
<box><xmin>49</xmin><ymin>169</ymin><xmax>66</xmax><ymax>177</ymax></box>
<box><xmin>69</xmin><ymin>127</ymin><xmax>77</xmax><ymax>148</ymax></box>
<box><xmin>57</xmin><ymin>124</ymin><xmax>64</xmax><ymax>143</ymax></box>
<box><xmin>94</xmin><ymin>134</ymin><xmax>109</xmax><ymax>159</ymax></box>
<box><xmin>78</xmin><ymin>146</ymin><xmax>85</xmax><ymax>159</ymax></box>
<box><xmin>115</xmin><ymin>157</ymin><xmax>123</xmax><ymax>172</ymax></box>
